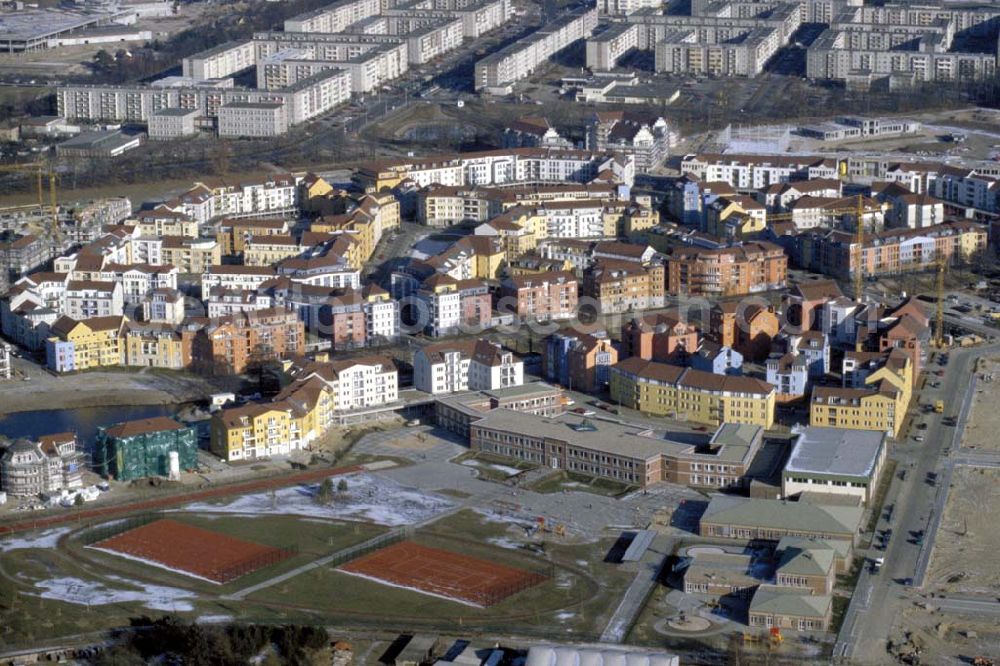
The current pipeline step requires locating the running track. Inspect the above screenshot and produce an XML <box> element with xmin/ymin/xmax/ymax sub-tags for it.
<box><xmin>0</xmin><ymin>464</ymin><xmax>363</xmax><ymax>537</ymax></box>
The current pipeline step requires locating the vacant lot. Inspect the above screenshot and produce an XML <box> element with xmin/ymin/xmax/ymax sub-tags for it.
<box><xmin>959</xmin><ymin>357</ymin><xmax>1000</xmax><ymax>451</ymax></box>
<box><xmin>927</xmin><ymin>466</ymin><xmax>1000</xmax><ymax>595</ymax></box>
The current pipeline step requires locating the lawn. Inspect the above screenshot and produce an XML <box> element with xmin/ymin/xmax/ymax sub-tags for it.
<box><xmin>528</xmin><ymin>471</ymin><xmax>636</xmax><ymax>498</ymax></box>
<box><xmin>247</xmin><ymin>509</ymin><xmax>635</xmax><ymax>639</ymax></box>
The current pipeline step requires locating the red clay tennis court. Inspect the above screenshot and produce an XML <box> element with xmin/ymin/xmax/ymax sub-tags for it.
<box><xmin>91</xmin><ymin>518</ymin><xmax>292</xmax><ymax>584</ymax></box>
<box><xmin>338</xmin><ymin>540</ymin><xmax>546</xmax><ymax>607</ymax></box>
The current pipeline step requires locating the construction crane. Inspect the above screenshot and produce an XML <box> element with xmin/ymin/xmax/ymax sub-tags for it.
<box><xmin>761</xmin><ymin>194</ymin><xmax>881</xmax><ymax>301</ymax></box>
<box><xmin>0</xmin><ymin>161</ymin><xmax>61</xmax><ymax>250</ymax></box>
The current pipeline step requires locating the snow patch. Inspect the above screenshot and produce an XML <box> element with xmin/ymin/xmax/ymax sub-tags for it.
<box><xmin>487</xmin><ymin>537</ymin><xmax>524</xmax><ymax>550</ymax></box>
<box><xmin>33</xmin><ymin>576</ymin><xmax>197</xmax><ymax>611</ymax></box>
<box><xmin>181</xmin><ymin>472</ymin><xmax>453</xmax><ymax>527</ymax></box>
<box><xmin>0</xmin><ymin>527</ymin><xmax>70</xmax><ymax>552</ymax></box>
<box><xmin>460</xmin><ymin>459</ymin><xmax>521</xmax><ymax>477</ymax></box>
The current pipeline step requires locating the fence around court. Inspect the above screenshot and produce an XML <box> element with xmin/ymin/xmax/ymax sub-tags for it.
<box><xmin>77</xmin><ymin>513</ymin><xmax>162</xmax><ymax>546</ymax></box>
<box><xmin>326</xmin><ymin>526</ymin><xmax>413</xmax><ymax>568</ymax></box>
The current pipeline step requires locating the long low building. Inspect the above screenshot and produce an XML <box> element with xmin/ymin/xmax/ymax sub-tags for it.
<box><xmin>783</xmin><ymin>426</ymin><xmax>888</xmax><ymax>504</ymax></box>
<box><xmin>469</xmin><ymin>409</ymin><xmax>765</xmax><ymax>489</ymax></box>
<box><xmin>610</xmin><ymin>357</ymin><xmax>776</xmax><ymax>428</ymax></box>
<box><xmin>699</xmin><ymin>494</ymin><xmax>863</xmax><ymax>544</ymax></box>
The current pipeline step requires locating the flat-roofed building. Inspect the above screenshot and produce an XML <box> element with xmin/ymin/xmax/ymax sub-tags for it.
<box><xmin>148</xmin><ymin>107</ymin><xmax>200</xmax><ymax>140</ymax></box>
<box><xmin>434</xmin><ymin>382</ymin><xmax>566</xmax><ymax>438</ymax></box>
<box><xmin>182</xmin><ymin>39</ymin><xmax>256</xmax><ymax>80</ymax></box>
<box><xmin>217</xmin><ymin>102</ymin><xmax>288</xmax><ymax>138</ymax></box>
<box><xmin>783</xmin><ymin>426</ymin><xmax>889</xmax><ymax>504</ymax></box>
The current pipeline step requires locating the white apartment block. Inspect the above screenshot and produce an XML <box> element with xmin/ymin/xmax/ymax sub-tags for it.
<box><xmin>206</xmin><ymin>289</ymin><xmax>274</xmax><ymax>318</ymax></box>
<box><xmin>680</xmin><ymin>153</ymin><xmax>839</xmax><ymax>189</ymax></box>
<box><xmin>284</xmin><ymin>0</ymin><xmax>382</xmax><ymax>34</ymax></box>
<box><xmin>201</xmin><ymin>173</ymin><xmax>301</xmax><ymax>218</ymax></box>
<box><xmin>0</xmin><ymin>342</ymin><xmax>11</xmax><ymax>380</ymax></box>
<box><xmin>467</xmin><ymin>339</ymin><xmax>524</xmax><ymax>391</ymax></box>
<box><xmin>62</xmin><ymin>280</ymin><xmax>124</xmax><ymax>319</ymax></box>
<box><xmin>405</xmin><ymin>19</ymin><xmax>465</xmax><ymax>65</ymax></box>
<box><xmin>148</xmin><ymin>107</ymin><xmax>200</xmax><ymax>139</ymax></box>
<box><xmin>315</xmin><ymin>356</ymin><xmax>399</xmax><ymax>410</ymax></box>
<box><xmin>56</xmin><ymin>68</ymin><xmax>348</xmax><ymax>131</ymax></box>
<box><xmin>475</xmin><ymin>7</ymin><xmax>598</xmax><ymax>92</ymax></box>
<box><xmin>218</xmin><ymin>102</ymin><xmax>288</xmax><ymax>138</ymax></box>
<box><xmin>413</xmin><ymin>341</ymin><xmax>472</xmax><ymax>394</ymax></box>
<box><xmin>655</xmin><ymin>26</ymin><xmax>782</xmax><ymax>77</ymax></box>
<box><xmin>201</xmin><ymin>265</ymin><xmax>277</xmax><ymax>293</ymax></box>
<box><xmin>182</xmin><ymin>39</ymin><xmax>257</xmax><ymax>80</ymax></box>
<box><xmin>586</xmin><ymin>22</ymin><xmax>640</xmax><ymax>71</ymax></box>
<box><xmin>599</xmin><ymin>0</ymin><xmax>663</xmax><ymax>16</ymax></box>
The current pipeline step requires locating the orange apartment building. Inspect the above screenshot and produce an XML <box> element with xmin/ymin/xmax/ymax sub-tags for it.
<box><xmin>711</xmin><ymin>302</ymin><xmax>780</xmax><ymax>362</ymax></box>
<box><xmin>498</xmin><ymin>271</ymin><xmax>578</xmax><ymax>322</ymax></box>
<box><xmin>583</xmin><ymin>260</ymin><xmax>665</xmax><ymax>314</ymax></box>
<box><xmin>621</xmin><ymin>313</ymin><xmax>700</xmax><ymax>363</ymax></box>
<box><xmin>667</xmin><ymin>242</ymin><xmax>788</xmax><ymax>297</ymax></box>
<box><xmin>192</xmin><ymin>307</ymin><xmax>305</xmax><ymax>374</ymax></box>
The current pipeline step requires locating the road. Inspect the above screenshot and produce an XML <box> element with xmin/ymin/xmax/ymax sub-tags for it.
<box><xmin>836</xmin><ymin>342</ymin><xmax>1000</xmax><ymax>663</ymax></box>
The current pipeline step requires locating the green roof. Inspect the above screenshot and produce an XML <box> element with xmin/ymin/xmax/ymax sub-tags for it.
<box><xmin>701</xmin><ymin>495</ymin><xmax>862</xmax><ymax>537</ymax></box>
<box><xmin>750</xmin><ymin>585</ymin><xmax>831</xmax><ymax>618</ymax></box>
<box><xmin>775</xmin><ymin>537</ymin><xmax>838</xmax><ymax>577</ymax></box>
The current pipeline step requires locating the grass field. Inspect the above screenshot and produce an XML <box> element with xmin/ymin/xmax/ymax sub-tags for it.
<box><xmin>528</xmin><ymin>471</ymin><xmax>636</xmax><ymax>498</ymax></box>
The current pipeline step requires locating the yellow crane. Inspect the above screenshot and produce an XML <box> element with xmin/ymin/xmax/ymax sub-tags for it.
<box><xmin>0</xmin><ymin>161</ymin><xmax>61</xmax><ymax>246</ymax></box>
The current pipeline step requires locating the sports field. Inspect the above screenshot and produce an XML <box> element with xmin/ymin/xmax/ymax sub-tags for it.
<box><xmin>338</xmin><ymin>540</ymin><xmax>546</xmax><ymax>607</ymax></box>
<box><xmin>91</xmin><ymin>518</ymin><xmax>292</xmax><ymax>584</ymax></box>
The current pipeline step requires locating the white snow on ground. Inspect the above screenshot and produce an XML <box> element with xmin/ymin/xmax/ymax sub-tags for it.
<box><xmin>180</xmin><ymin>472</ymin><xmax>454</xmax><ymax>527</ymax></box>
<box><xmin>556</xmin><ymin>611</ymin><xmax>576</xmax><ymax>621</ymax></box>
<box><xmin>199</xmin><ymin>615</ymin><xmax>235</xmax><ymax>623</ymax></box>
<box><xmin>487</xmin><ymin>537</ymin><xmax>524</xmax><ymax>550</ymax></box>
<box><xmin>334</xmin><ymin>569</ymin><xmax>483</xmax><ymax>608</ymax></box>
<box><xmin>472</xmin><ymin>507</ymin><xmax>537</xmax><ymax>530</ymax></box>
<box><xmin>0</xmin><ymin>527</ymin><xmax>70</xmax><ymax>552</ymax></box>
<box><xmin>33</xmin><ymin>576</ymin><xmax>197</xmax><ymax>611</ymax></box>
<box><xmin>87</xmin><ymin>545</ymin><xmax>222</xmax><ymax>585</ymax></box>
<box><xmin>460</xmin><ymin>459</ymin><xmax>521</xmax><ymax>477</ymax></box>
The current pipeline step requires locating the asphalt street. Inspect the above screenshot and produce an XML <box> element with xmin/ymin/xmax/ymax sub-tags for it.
<box><xmin>836</xmin><ymin>342</ymin><xmax>1000</xmax><ymax>663</ymax></box>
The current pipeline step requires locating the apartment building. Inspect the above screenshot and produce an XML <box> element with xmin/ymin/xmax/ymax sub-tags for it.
<box><xmin>680</xmin><ymin>153</ymin><xmax>840</xmax><ymax>190</ymax></box>
<box><xmin>584</xmin><ymin>259</ymin><xmax>665</xmax><ymax>314</ymax></box>
<box><xmin>468</xmin><ymin>339</ymin><xmax>524</xmax><ymax>391</ymax></box>
<box><xmin>211</xmin><ymin>400</ymin><xmax>314</xmax><ymax>462</ymax></box>
<box><xmin>182</xmin><ymin>39</ymin><xmax>256</xmax><ymax>80</ymax></box>
<box><xmin>46</xmin><ymin>315</ymin><xmax>127</xmax><ymax>373</ymax></box>
<box><xmin>202</xmin><ymin>265</ymin><xmax>278</xmax><ymax>294</ymax></box>
<box><xmin>610</xmin><ymin>357</ymin><xmax>776</xmax><ymax>427</ymax></box>
<box><xmin>56</xmin><ymin>68</ymin><xmax>349</xmax><ymax>133</ymax></box>
<box><xmin>413</xmin><ymin>274</ymin><xmax>491</xmax><ymax>336</ymax></box>
<box><xmin>498</xmin><ymin>271</ymin><xmax>578</xmax><ymax>322</ymax></box>
<box><xmin>148</xmin><ymin>107</ymin><xmax>201</xmax><ymax>139</ymax></box>
<box><xmin>284</xmin><ymin>0</ymin><xmax>382</xmax><ymax>33</ymax></box>
<box><xmin>475</xmin><ymin>7</ymin><xmax>598</xmax><ymax>92</ymax></box>
<box><xmin>414</xmin><ymin>339</ymin><xmax>475</xmax><ymax>394</ymax></box>
<box><xmin>621</xmin><ymin>313</ymin><xmax>700</xmax><ymax>363</ymax></box>
<box><xmin>62</xmin><ymin>280</ymin><xmax>124</xmax><ymax>320</ymax></box>
<box><xmin>191</xmin><ymin>308</ymin><xmax>305</xmax><ymax>375</ymax></box>
<box><xmin>710</xmin><ymin>301</ymin><xmax>780</xmax><ymax>362</ymax></box>
<box><xmin>296</xmin><ymin>356</ymin><xmax>399</xmax><ymax>412</ymax></box>
<box><xmin>655</xmin><ymin>26</ymin><xmax>784</xmax><ymax>77</ymax></box>
<box><xmin>586</xmin><ymin>22</ymin><xmax>641</xmax><ymax>70</ymax></box>
<box><xmin>0</xmin><ymin>434</ymin><xmax>83</xmax><ymax>497</ymax></box>
<box><xmin>792</xmin><ymin>220</ymin><xmax>987</xmax><ymax>281</ymax></box>
<box><xmin>0</xmin><ymin>233</ymin><xmax>52</xmax><ymax>283</ymax></box>
<box><xmin>218</xmin><ymin>102</ymin><xmax>288</xmax><ymax>138</ymax></box>
<box><xmin>160</xmin><ymin>237</ymin><xmax>221</xmax><ymax>275</ymax></box>
<box><xmin>122</xmin><ymin>321</ymin><xmax>192</xmax><ymax>370</ymax></box>
<box><xmin>470</xmin><ymin>410</ymin><xmax>764</xmax><ymax>489</ymax></box>
<box><xmin>667</xmin><ymin>242</ymin><xmax>788</xmax><ymax>297</ymax></box>
<box><xmin>543</xmin><ymin>328</ymin><xmax>618</xmax><ymax>392</ymax></box>
<box><xmin>810</xmin><ymin>347</ymin><xmax>912</xmax><ymax>437</ymax></box>
<box><xmin>502</xmin><ymin>116</ymin><xmax>574</xmax><ymax>150</ymax></box>
<box><xmin>143</xmin><ymin>288</ymin><xmax>186</xmax><ymax>325</ymax></box>
<box><xmin>586</xmin><ymin>111</ymin><xmax>671</xmax><ymax>174</ymax></box>
<box><xmin>0</xmin><ymin>341</ymin><xmax>10</xmax><ymax>380</ymax></box>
